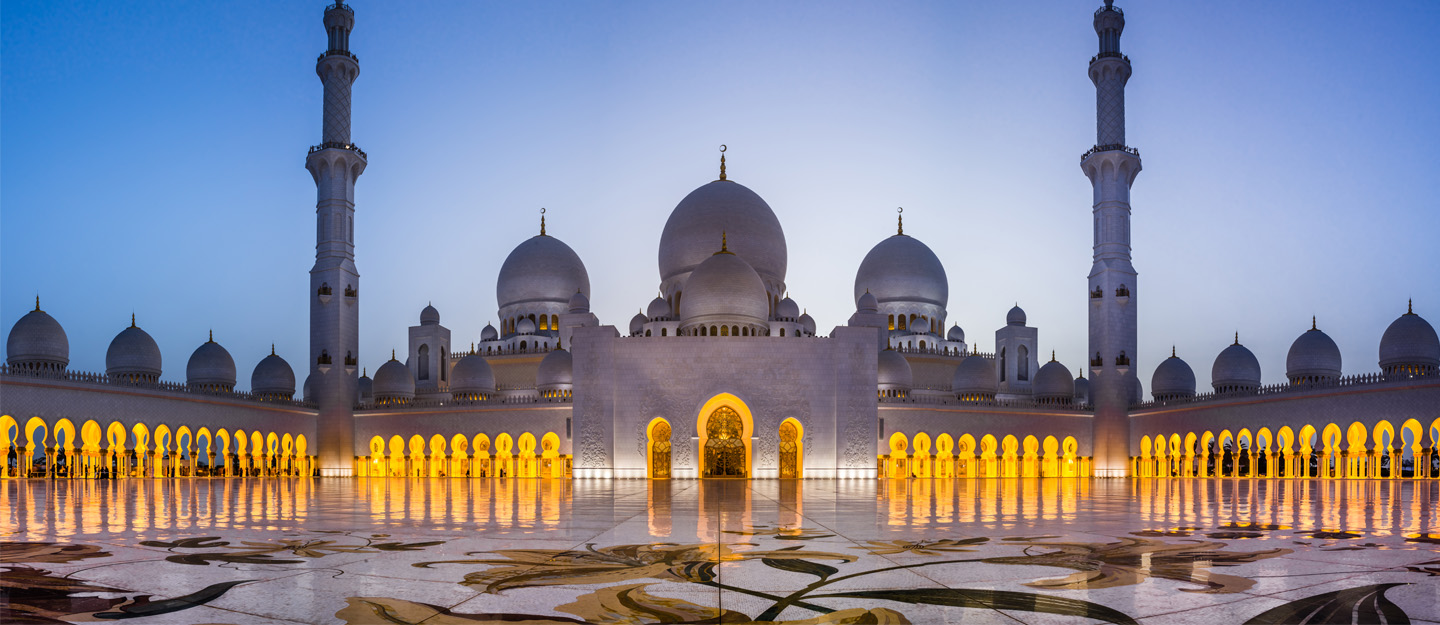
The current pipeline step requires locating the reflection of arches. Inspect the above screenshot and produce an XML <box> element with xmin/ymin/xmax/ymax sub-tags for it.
<box><xmin>696</xmin><ymin>394</ymin><xmax>753</xmax><ymax>478</ymax></box>
<box><xmin>779</xmin><ymin>418</ymin><xmax>803</xmax><ymax>478</ymax></box>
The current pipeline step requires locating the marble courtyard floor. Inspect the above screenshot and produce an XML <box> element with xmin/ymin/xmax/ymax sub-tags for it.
<box><xmin>3</xmin><ymin>478</ymin><xmax>1440</xmax><ymax>624</ymax></box>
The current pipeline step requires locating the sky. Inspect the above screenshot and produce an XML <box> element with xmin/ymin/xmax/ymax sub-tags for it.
<box><xmin>3</xmin><ymin>0</ymin><xmax>1438</xmax><ymax>394</ymax></box>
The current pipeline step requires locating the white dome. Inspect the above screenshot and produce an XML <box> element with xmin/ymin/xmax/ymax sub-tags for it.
<box><xmin>420</xmin><ymin>303</ymin><xmax>440</xmax><ymax>325</ymax></box>
<box><xmin>1212</xmin><ymin>337</ymin><xmax>1261</xmax><ymax>392</ymax></box>
<box><xmin>629</xmin><ymin>312</ymin><xmax>648</xmax><ymax>335</ymax></box>
<box><xmin>373</xmin><ymin>357</ymin><xmax>415</xmax><ymax>402</ymax></box>
<box><xmin>355</xmin><ymin>371</ymin><xmax>372</xmax><ymax>401</ymax></box>
<box><xmin>776</xmin><ymin>296</ymin><xmax>800</xmax><ymax>320</ymax></box>
<box><xmin>106</xmin><ymin>322</ymin><xmax>163</xmax><ymax>382</ymax></box>
<box><xmin>952</xmin><ymin>354</ymin><xmax>997</xmax><ymax>396</ymax></box>
<box><xmin>1379</xmin><ymin>304</ymin><xmax>1439</xmax><ymax>372</ymax></box>
<box><xmin>1073</xmin><ymin>371</ymin><xmax>1091</xmax><ymax>404</ymax></box>
<box><xmin>251</xmin><ymin>351</ymin><xmax>296</xmax><ymax>399</ymax></box>
<box><xmin>1033</xmin><ymin>358</ymin><xmax>1075</xmax><ymax>402</ymax></box>
<box><xmin>186</xmin><ymin>334</ymin><xmax>237</xmax><ymax>391</ymax></box>
<box><xmin>497</xmin><ymin>234</ymin><xmax>590</xmax><ymax>312</ymax></box>
<box><xmin>799</xmin><ymin>312</ymin><xmax>816</xmax><ymax>336</ymax></box>
<box><xmin>537</xmin><ymin>348</ymin><xmax>574</xmax><ymax>392</ymax></box>
<box><xmin>6</xmin><ymin>304</ymin><xmax>68</xmax><ymax>370</ymax></box>
<box><xmin>450</xmin><ymin>354</ymin><xmax>495</xmax><ymax>397</ymax></box>
<box><xmin>1151</xmin><ymin>352</ymin><xmax>1196</xmax><ymax>399</ymax></box>
<box><xmin>646</xmin><ymin>296</ymin><xmax>671</xmax><ymax>320</ymax></box>
<box><xmin>877</xmin><ymin>349</ymin><xmax>913</xmax><ymax>391</ymax></box>
<box><xmin>679</xmin><ymin>247</ymin><xmax>769</xmax><ymax>329</ymax></box>
<box><xmin>910</xmin><ymin>316</ymin><xmax>930</xmax><ymax>335</ymax></box>
<box><xmin>660</xmin><ymin>180</ymin><xmax>787</xmax><ymax>290</ymax></box>
<box><xmin>853</xmin><ymin>234</ymin><xmax>948</xmax><ymax>310</ymax></box>
<box><xmin>481</xmin><ymin>323</ymin><xmax>498</xmax><ymax>341</ymax></box>
<box><xmin>516</xmin><ymin>317</ymin><xmax>536</xmax><ymax>334</ymax></box>
<box><xmin>568</xmin><ymin>290</ymin><xmax>590</xmax><ymax>314</ymax></box>
<box><xmin>947</xmin><ymin>324</ymin><xmax>965</xmax><ymax>343</ymax></box>
<box><xmin>1287</xmin><ymin>320</ymin><xmax>1342</xmax><ymax>382</ymax></box>
<box><xmin>856</xmin><ymin>290</ymin><xmax>879</xmax><ymax>314</ymax></box>
<box><xmin>1006</xmin><ymin>305</ymin><xmax>1027</xmax><ymax>326</ymax></box>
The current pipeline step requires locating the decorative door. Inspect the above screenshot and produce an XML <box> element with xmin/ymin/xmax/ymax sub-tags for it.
<box><xmin>651</xmin><ymin>421</ymin><xmax>672</xmax><ymax>479</ymax></box>
<box><xmin>779</xmin><ymin>421</ymin><xmax>798</xmax><ymax>478</ymax></box>
<box><xmin>703</xmin><ymin>406</ymin><xmax>746</xmax><ymax>477</ymax></box>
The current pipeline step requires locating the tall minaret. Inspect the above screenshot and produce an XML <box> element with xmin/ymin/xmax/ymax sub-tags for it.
<box><xmin>1082</xmin><ymin>0</ymin><xmax>1140</xmax><ymax>477</ymax></box>
<box><xmin>307</xmin><ymin>1</ymin><xmax>366</xmax><ymax>476</ymax></box>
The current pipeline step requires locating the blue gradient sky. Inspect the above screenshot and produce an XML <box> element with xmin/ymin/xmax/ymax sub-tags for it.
<box><xmin>3</xmin><ymin>1</ymin><xmax>1437</xmax><ymax>393</ymax></box>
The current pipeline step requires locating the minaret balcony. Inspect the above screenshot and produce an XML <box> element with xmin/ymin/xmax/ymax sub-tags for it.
<box><xmin>317</xmin><ymin>50</ymin><xmax>359</xmax><ymax>63</ymax></box>
<box><xmin>1089</xmin><ymin>52</ymin><xmax>1129</xmax><ymax>64</ymax></box>
<box><xmin>1080</xmin><ymin>144</ymin><xmax>1140</xmax><ymax>163</ymax></box>
<box><xmin>309</xmin><ymin>142</ymin><xmax>367</xmax><ymax>159</ymax></box>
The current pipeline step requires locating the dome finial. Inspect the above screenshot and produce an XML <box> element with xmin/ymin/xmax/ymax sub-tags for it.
<box><xmin>391</xmin><ymin>349</ymin><xmax>396</xmax><ymax>361</ymax></box>
<box><xmin>539</xmin><ymin>207</ymin><xmax>547</xmax><ymax>236</ymax></box>
<box><xmin>1171</xmin><ymin>345</ymin><xmax>1176</xmax><ymax>358</ymax></box>
<box><xmin>34</xmin><ymin>295</ymin><xmax>41</xmax><ymax>312</ymax></box>
<box><xmin>362</xmin><ymin>367</ymin><xmax>366</xmax><ymax>377</ymax></box>
<box><xmin>715</xmin><ymin>230</ymin><xmax>732</xmax><ymax>254</ymax></box>
<box><xmin>1051</xmin><ymin>350</ymin><xmax>1057</xmax><ymax>362</ymax></box>
<box><xmin>208</xmin><ymin>329</ymin><xmax>214</xmax><ymax>343</ymax></box>
<box><xmin>1408</xmin><ymin>298</ymin><xmax>1414</xmax><ymax>315</ymax></box>
<box><xmin>131</xmin><ymin>313</ymin><xmax>137</xmax><ymax>328</ymax></box>
<box><xmin>1311</xmin><ymin>315</ymin><xmax>1317</xmax><ymax>331</ymax></box>
<box><xmin>1077</xmin><ymin>367</ymin><xmax>1085</xmax><ymax>379</ymax></box>
<box><xmin>718</xmin><ymin>144</ymin><xmax>727</xmax><ymax>180</ymax></box>
<box><xmin>1234</xmin><ymin>331</ymin><xmax>1240</xmax><ymax>346</ymax></box>
<box><xmin>271</xmin><ymin>343</ymin><xmax>276</xmax><ymax>356</ymax></box>
<box><xmin>897</xmin><ymin>207</ymin><xmax>904</xmax><ymax>235</ymax></box>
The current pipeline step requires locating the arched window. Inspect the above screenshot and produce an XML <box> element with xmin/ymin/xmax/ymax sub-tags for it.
<box><xmin>551</xmin><ymin>315</ymin><xmax>559</xmax><ymax>331</ymax></box>
<box><xmin>709</xmin><ymin>325</ymin><xmax>717</xmax><ymax>336</ymax></box>
<box><xmin>888</xmin><ymin>314</ymin><xmax>895</xmax><ymax>331</ymax></box>
<box><xmin>1018</xmin><ymin>345</ymin><xmax>1029</xmax><ymax>381</ymax></box>
<box><xmin>520</xmin><ymin>341</ymin><xmax>528</xmax><ymax>353</ymax></box>
<box><xmin>780</xmin><ymin>328</ymin><xmax>785</xmax><ymax>337</ymax></box>
<box><xmin>645</xmin><ymin>329</ymin><xmax>651</xmax><ymax>337</ymax></box>
<box><xmin>540</xmin><ymin>316</ymin><xmax>549</xmax><ymax>331</ymax></box>
<box><xmin>732</xmin><ymin>325</ymin><xmax>739</xmax><ymax>336</ymax></box>
<box><xmin>440</xmin><ymin>347</ymin><xmax>447</xmax><ymax>381</ymax></box>
<box><xmin>1000</xmin><ymin>348</ymin><xmax>1007</xmax><ymax>382</ymax></box>
<box><xmin>660</xmin><ymin>328</ymin><xmax>667</xmax><ymax>337</ymax></box>
<box><xmin>418</xmin><ymin>345</ymin><xmax>430</xmax><ymax>380</ymax></box>
<box><xmin>909</xmin><ymin>314</ymin><xmax>917</xmax><ymax>329</ymax></box>
<box><xmin>721</xmin><ymin>326</ymin><xmax>730</xmax><ymax>336</ymax></box>
<box><xmin>898</xmin><ymin>316</ymin><xmax>907</xmax><ymax>331</ymax></box>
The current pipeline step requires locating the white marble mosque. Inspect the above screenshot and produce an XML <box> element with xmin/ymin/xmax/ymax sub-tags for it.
<box><xmin>3</xmin><ymin>1</ymin><xmax>1438</xmax><ymax>482</ymax></box>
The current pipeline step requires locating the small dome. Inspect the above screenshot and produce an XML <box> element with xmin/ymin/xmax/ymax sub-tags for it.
<box><xmin>853</xmin><ymin>234</ymin><xmax>948</xmax><ymax>310</ymax></box>
<box><xmin>372</xmin><ymin>356</ymin><xmax>415</xmax><ymax>402</ymax></box>
<box><xmin>568</xmin><ymin>290</ymin><xmax>590</xmax><ymax>314</ymax></box>
<box><xmin>799</xmin><ymin>312</ymin><xmax>816</xmax><ymax>336</ymax></box>
<box><xmin>107</xmin><ymin>322</ymin><xmax>163</xmax><ymax>382</ymax></box>
<box><xmin>910</xmin><ymin>316</ymin><xmax>930</xmax><ymax>335</ymax></box>
<box><xmin>647</xmin><ymin>296</ymin><xmax>671</xmax><ymax>320</ymax></box>
<box><xmin>356</xmin><ymin>371</ymin><xmax>372</xmax><ymax>401</ymax></box>
<box><xmin>1033</xmin><ymin>357</ymin><xmax>1075</xmax><ymax>402</ymax></box>
<box><xmin>877</xmin><ymin>349</ymin><xmax>913</xmax><ymax>392</ymax></box>
<box><xmin>1379</xmin><ymin>303</ymin><xmax>1439</xmax><ymax>373</ymax></box>
<box><xmin>1212</xmin><ymin>336</ymin><xmax>1261</xmax><ymax>392</ymax></box>
<box><xmin>856</xmin><ymin>290</ymin><xmax>879</xmax><ymax>314</ymax></box>
<box><xmin>629</xmin><ymin>312</ymin><xmax>648</xmax><ymax>336</ymax></box>
<box><xmin>952</xmin><ymin>354</ymin><xmax>997</xmax><ymax>397</ymax></box>
<box><xmin>776</xmin><ymin>296</ymin><xmax>800</xmax><ymax>320</ymax></box>
<box><xmin>516</xmin><ymin>317</ymin><xmax>536</xmax><ymax>335</ymax></box>
<box><xmin>1073</xmin><ymin>371</ymin><xmax>1091</xmax><ymax>404</ymax></box>
<box><xmin>6</xmin><ymin>303</ymin><xmax>68</xmax><ymax>371</ymax></box>
<box><xmin>1151</xmin><ymin>351</ymin><xmax>1196</xmax><ymax>399</ymax></box>
<box><xmin>481</xmin><ymin>323</ymin><xmax>498</xmax><ymax>341</ymax></box>
<box><xmin>679</xmin><ymin>244</ymin><xmax>769</xmax><ymax>329</ymax></box>
<box><xmin>450</xmin><ymin>354</ymin><xmax>496</xmax><ymax>398</ymax></box>
<box><xmin>1006</xmin><ymin>305</ymin><xmax>1027</xmax><ymax>326</ymax></box>
<box><xmin>1286</xmin><ymin>319</ymin><xmax>1342</xmax><ymax>383</ymax></box>
<box><xmin>186</xmin><ymin>334</ymin><xmax>237</xmax><ymax>392</ymax></box>
<box><xmin>420</xmin><ymin>303</ymin><xmax>440</xmax><ymax>326</ymax></box>
<box><xmin>497</xmin><ymin>233</ymin><xmax>590</xmax><ymax>313</ymax></box>
<box><xmin>250</xmin><ymin>350</ymin><xmax>296</xmax><ymax>399</ymax></box>
<box><xmin>947</xmin><ymin>324</ymin><xmax>965</xmax><ymax>343</ymax></box>
<box><xmin>537</xmin><ymin>347</ymin><xmax>574</xmax><ymax>392</ymax></box>
<box><xmin>659</xmin><ymin>180</ymin><xmax>787</xmax><ymax>290</ymax></box>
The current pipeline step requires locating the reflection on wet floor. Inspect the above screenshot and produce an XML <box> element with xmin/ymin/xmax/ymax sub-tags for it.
<box><xmin>5</xmin><ymin>478</ymin><xmax>1437</xmax><ymax>541</ymax></box>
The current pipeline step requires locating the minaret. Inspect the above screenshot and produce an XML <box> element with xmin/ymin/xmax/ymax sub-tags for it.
<box><xmin>307</xmin><ymin>1</ymin><xmax>366</xmax><ymax>476</ymax></box>
<box><xmin>1082</xmin><ymin>0</ymin><xmax>1140</xmax><ymax>477</ymax></box>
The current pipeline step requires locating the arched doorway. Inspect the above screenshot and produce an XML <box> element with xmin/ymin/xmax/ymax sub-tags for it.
<box><xmin>648</xmin><ymin>419</ymin><xmax>672</xmax><ymax>479</ymax></box>
<box><xmin>704</xmin><ymin>407</ymin><xmax>746</xmax><ymax>477</ymax></box>
<box><xmin>779</xmin><ymin>419</ymin><xmax>803</xmax><ymax>478</ymax></box>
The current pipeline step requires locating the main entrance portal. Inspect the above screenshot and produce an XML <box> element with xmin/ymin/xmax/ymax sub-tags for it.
<box><xmin>703</xmin><ymin>406</ymin><xmax>746</xmax><ymax>478</ymax></box>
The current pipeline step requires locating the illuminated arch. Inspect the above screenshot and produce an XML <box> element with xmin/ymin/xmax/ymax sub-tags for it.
<box><xmin>957</xmin><ymin>433</ymin><xmax>977</xmax><ymax>478</ymax></box>
<box><xmin>912</xmin><ymin>432</ymin><xmax>932</xmax><ymax>478</ymax></box>
<box><xmin>473</xmin><ymin>433</ymin><xmax>492</xmax><ymax>477</ymax></box>
<box><xmin>980</xmin><ymin>434</ymin><xmax>999</xmax><ymax>478</ymax></box>
<box><xmin>936</xmin><ymin>433</ymin><xmax>955</xmax><ymax>478</ymax></box>
<box><xmin>887</xmin><ymin>432</ymin><xmax>909</xmax><ymax>479</ymax></box>
<box><xmin>1346</xmin><ymin>421</ymin><xmax>1369</xmax><ymax>478</ymax></box>
<box><xmin>1042</xmin><ymin>435</ymin><xmax>1059</xmax><ymax>477</ymax></box>
<box><xmin>388</xmin><ymin>435</ymin><xmax>405</xmax><ymax>477</ymax></box>
<box><xmin>1022</xmin><ymin>435</ymin><xmax>1040</xmax><ymax>478</ymax></box>
<box><xmin>1321</xmin><ymin>423</ymin><xmax>1343</xmax><ymax>478</ymax></box>
<box><xmin>1061</xmin><ymin>436</ymin><xmax>1079</xmax><ymax>477</ymax></box>
<box><xmin>696</xmin><ymin>393</ymin><xmax>754</xmax><ymax>478</ymax></box>
<box><xmin>518</xmin><ymin>432</ymin><xmax>537</xmax><ymax>477</ymax></box>
<box><xmin>367</xmin><ymin>436</ymin><xmax>386</xmax><ymax>476</ymax></box>
<box><xmin>778</xmin><ymin>418</ymin><xmax>804</xmax><ymax>479</ymax></box>
<box><xmin>541</xmin><ymin>431</ymin><xmax>562</xmax><ymax>478</ymax></box>
<box><xmin>496</xmin><ymin>432</ymin><xmax>515</xmax><ymax>478</ymax></box>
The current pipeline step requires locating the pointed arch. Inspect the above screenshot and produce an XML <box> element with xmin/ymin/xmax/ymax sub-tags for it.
<box><xmin>779</xmin><ymin>418</ymin><xmax>804</xmax><ymax>479</ymax></box>
<box><xmin>696</xmin><ymin>393</ymin><xmax>754</xmax><ymax>478</ymax></box>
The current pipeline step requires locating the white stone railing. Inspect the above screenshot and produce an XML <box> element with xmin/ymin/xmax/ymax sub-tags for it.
<box><xmin>0</xmin><ymin>364</ymin><xmax>316</xmax><ymax>408</ymax></box>
<box><xmin>881</xmin><ymin>393</ymin><xmax>1091</xmax><ymax>412</ymax></box>
<box><xmin>1130</xmin><ymin>371</ymin><xmax>1434</xmax><ymax>410</ymax></box>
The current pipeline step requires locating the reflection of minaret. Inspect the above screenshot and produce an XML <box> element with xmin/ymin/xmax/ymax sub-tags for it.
<box><xmin>308</xmin><ymin>2</ymin><xmax>366</xmax><ymax>476</ymax></box>
<box><xmin>1083</xmin><ymin>0</ymin><xmax>1140</xmax><ymax>477</ymax></box>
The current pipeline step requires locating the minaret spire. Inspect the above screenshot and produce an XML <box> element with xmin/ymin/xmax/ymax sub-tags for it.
<box><xmin>897</xmin><ymin>207</ymin><xmax>904</xmax><ymax>235</ymax></box>
<box><xmin>1083</xmin><ymin>0</ymin><xmax>1141</xmax><ymax>478</ymax></box>
<box><xmin>308</xmin><ymin>0</ymin><xmax>366</xmax><ymax>476</ymax></box>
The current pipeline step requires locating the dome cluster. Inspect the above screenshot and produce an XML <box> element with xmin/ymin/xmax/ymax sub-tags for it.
<box><xmin>659</xmin><ymin>180</ymin><xmax>787</xmax><ymax>303</ymax></box>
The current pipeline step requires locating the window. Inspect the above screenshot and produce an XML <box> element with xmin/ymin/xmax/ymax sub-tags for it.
<box><xmin>418</xmin><ymin>345</ymin><xmax>429</xmax><ymax>380</ymax></box>
<box><xmin>780</xmin><ymin>328</ymin><xmax>785</xmax><ymax>337</ymax></box>
<box><xmin>898</xmin><ymin>316</ymin><xmax>907</xmax><ymax>331</ymax></box>
<box><xmin>660</xmin><ymin>328</ymin><xmax>667</xmax><ymax>337</ymax></box>
<box><xmin>1000</xmin><ymin>348</ymin><xmax>1007</xmax><ymax>382</ymax></box>
<box><xmin>888</xmin><ymin>314</ymin><xmax>895</xmax><ymax>331</ymax></box>
<box><xmin>721</xmin><ymin>326</ymin><xmax>729</xmax><ymax>336</ymax></box>
<box><xmin>1018</xmin><ymin>345</ymin><xmax>1029</xmax><ymax>381</ymax></box>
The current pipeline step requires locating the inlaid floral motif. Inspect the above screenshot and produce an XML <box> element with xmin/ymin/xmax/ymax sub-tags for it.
<box><xmin>982</xmin><ymin>536</ymin><xmax>1292</xmax><ymax>593</ymax></box>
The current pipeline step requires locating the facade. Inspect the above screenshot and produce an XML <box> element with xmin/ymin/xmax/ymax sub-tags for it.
<box><xmin>3</xmin><ymin>1</ymin><xmax>1438</xmax><ymax>481</ymax></box>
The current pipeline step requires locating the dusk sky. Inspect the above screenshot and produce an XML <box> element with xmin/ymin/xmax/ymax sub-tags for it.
<box><xmin>3</xmin><ymin>0</ymin><xmax>1437</xmax><ymax>393</ymax></box>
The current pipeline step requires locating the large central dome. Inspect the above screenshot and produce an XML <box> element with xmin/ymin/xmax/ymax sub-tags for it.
<box><xmin>853</xmin><ymin>233</ymin><xmax>948</xmax><ymax>309</ymax></box>
<box><xmin>659</xmin><ymin>180</ymin><xmax>787</xmax><ymax>289</ymax></box>
<box><xmin>496</xmin><ymin>234</ymin><xmax>590</xmax><ymax>311</ymax></box>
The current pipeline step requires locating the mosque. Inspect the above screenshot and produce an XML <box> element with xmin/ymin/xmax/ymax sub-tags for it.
<box><xmin>3</xmin><ymin>1</ymin><xmax>1438</xmax><ymax>481</ymax></box>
